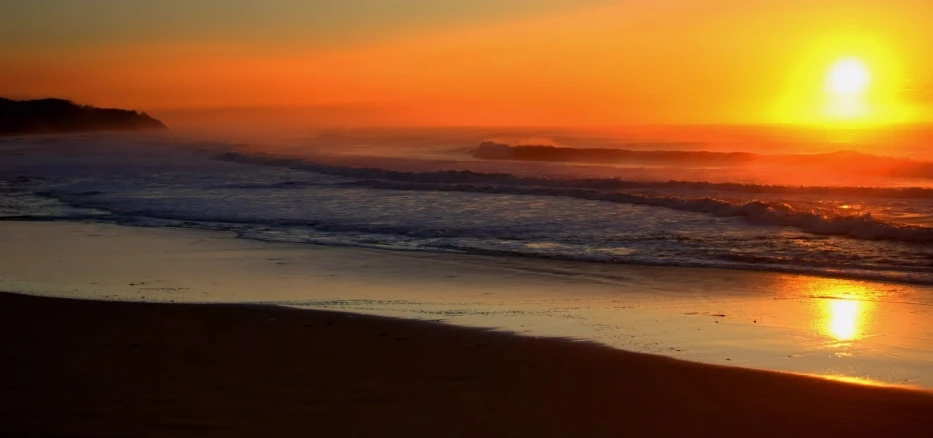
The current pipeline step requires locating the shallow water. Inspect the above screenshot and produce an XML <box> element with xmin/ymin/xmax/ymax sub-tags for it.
<box><xmin>3</xmin><ymin>130</ymin><xmax>933</xmax><ymax>285</ymax></box>
<box><xmin>3</xmin><ymin>128</ymin><xmax>933</xmax><ymax>385</ymax></box>
<box><xmin>2</xmin><ymin>222</ymin><xmax>932</xmax><ymax>388</ymax></box>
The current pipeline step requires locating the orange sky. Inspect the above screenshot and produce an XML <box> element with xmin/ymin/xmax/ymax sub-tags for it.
<box><xmin>3</xmin><ymin>0</ymin><xmax>933</xmax><ymax>126</ymax></box>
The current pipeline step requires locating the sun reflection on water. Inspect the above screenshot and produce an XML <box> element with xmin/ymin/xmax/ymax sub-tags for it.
<box><xmin>780</xmin><ymin>277</ymin><xmax>882</xmax><ymax>343</ymax></box>
<box><xmin>824</xmin><ymin>299</ymin><xmax>863</xmax><ymax>341</ymax></box>
<box><xmin>809</xmin><ymin>280</ymin><xmax>878</xmax><ymax>344</ymax></box>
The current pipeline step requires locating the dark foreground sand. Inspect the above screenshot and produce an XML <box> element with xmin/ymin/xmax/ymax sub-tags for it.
<box><xmin>2</xmin><ymin>293</ymin><xmax>931</xmax><ymax>437</ymax></box>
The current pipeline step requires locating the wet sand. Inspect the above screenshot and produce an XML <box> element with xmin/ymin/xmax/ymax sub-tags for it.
<box><xmin>3</xmin><ymin>221</ymin><xmax>933</xmax><ymax>387</ymax></box>
<box><xmin>2</xmin><ymin>292</ymin><xmax>932</xmax><ymax>437</ymax></box>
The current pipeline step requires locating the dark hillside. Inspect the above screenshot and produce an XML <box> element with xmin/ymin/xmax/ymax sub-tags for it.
<box><xmin>0</xmin><ymin>98</ymin><xmax>167</xmax><ymax>134</ymax></box>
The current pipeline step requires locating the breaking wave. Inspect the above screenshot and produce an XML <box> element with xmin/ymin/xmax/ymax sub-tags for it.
<box><xmin>346</xmin><ymin>180</ymin><xmax>933</xmax><ymax>243</ymax></box>
<box><xmin>473</xmin><ymin>141</ymin><xmax>756</xmax><ymax>164</ymax></box>
<box><xmin>215</xmin><ymin>151</ymin><xmax>933</xmax><ymax>243</ymax></box>
<box><xmin>471</xmin><ymin>142</ymin><xmax>933</xmax><ymax>178</ymax></box>
<box><xmin>215</xmin><ymin>151</ymin><xmax>933</xmax><ymax>198</ymax></box>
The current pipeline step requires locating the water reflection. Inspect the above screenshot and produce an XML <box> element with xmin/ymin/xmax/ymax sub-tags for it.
<box><xmin>778</xmin><ymin>277</ymin><xmax>880</xmax><ymax>343</ymax></box>
<box><xmin>808</xmin><ymin>280</ymin><xmax>877</xmax><ymax>343</ymax></box>
<box><xmin>824</xmin><ymin>299</ymin><xmax>863</xmax><ymax>341</ymax></box>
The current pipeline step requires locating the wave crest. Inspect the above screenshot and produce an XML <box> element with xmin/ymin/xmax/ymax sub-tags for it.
<box><xmin>214</xmin><ymin>151</ymin><xmax>933</xmax><ymax>243</ymax></box>
<box><xmin>472</xmin><ymin>142</ymin><xmax>933</xmax><ymax>179</ymax></box>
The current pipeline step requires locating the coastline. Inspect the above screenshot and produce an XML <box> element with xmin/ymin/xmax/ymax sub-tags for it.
<box><xmin>2</xmin><ymin>220</ymin><xmax>933</xmax><ymax>388</ymax></box>
<box><xmin>0</xmin><ymin>97</ymin><xmax>167</xmax><ymax>135</ymax></box>
<box><xmin>3</xmin><ymin>292</ymin><xmax>932</xmax><ymax>437</ymax></box>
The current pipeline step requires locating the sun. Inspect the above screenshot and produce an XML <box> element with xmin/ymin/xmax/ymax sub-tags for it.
<box><xmin>824</xmin><ymin>58</ymin><xmax>873</xmax><ymax>120</ymax></box>
<box><xmin>827</xmin><ymin>58</ymin><xmax>871</xmax><ymax>96</ymax></box>
<box><xmin>775</xmin><ymin>39</ymin><xmax>913</xmax><ymax>125</ymax></box>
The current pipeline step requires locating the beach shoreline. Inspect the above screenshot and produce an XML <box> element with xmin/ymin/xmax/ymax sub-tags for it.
<box><xmin>3</xmin><ymin>291</ymin><xmax>932</xmax><ymax>437</ymax></box>
<box><xmin>3</xmin><ymin>220</ymin><xmax>933</xmax><ymax>388</ymax></box>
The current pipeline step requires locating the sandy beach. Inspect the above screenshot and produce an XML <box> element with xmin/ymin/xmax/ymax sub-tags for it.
<box><xmin>2</xmin><ymin>292</ymin><xmax>932</xmax><ymax>437</ymax></box>
<box><xmin>3</xmin><ymin>221</ymin><xmax>933</xmax><ymax>388</ymax></box>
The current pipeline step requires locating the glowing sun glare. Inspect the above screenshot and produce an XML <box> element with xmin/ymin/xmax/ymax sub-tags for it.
<box><xmin>826</xmin><ymin>299</ymin><xmax>862</xmax><ymax>341</ymax></box>
<box><xmin>827</xmin><ymin>58</ymin><xmax>871</xmax><ymax>96</ymax></box>
<box><xmin>824</xmin><ymin>58</ymin><xmax>873</xmax><ymax>120</ymax></box>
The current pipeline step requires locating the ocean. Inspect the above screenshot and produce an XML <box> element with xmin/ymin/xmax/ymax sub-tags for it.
<box><xmin>3</xmin><ymin>125</ymin><xmax>933</xmax><ymax>285</ymax></box>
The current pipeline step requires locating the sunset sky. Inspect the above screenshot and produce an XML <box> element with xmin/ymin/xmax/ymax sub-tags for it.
<box><xmin>3</xmin><ymin>0</ymin><xmax>933</xmax><ymax>126</ymax></box>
